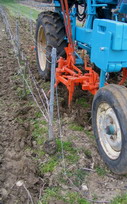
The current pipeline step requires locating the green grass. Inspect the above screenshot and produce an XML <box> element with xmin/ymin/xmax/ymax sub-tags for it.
<box><xmin>92</xmin><ymin>194</ymin><xmax>98</xmax><ymax>201</ymax></box>
<box><xmin>69</xmin><ymin>123</ymin><xmax>84</xmax><ymax>131</ymax></box>
<box><xmin>16</xmin><ymin>87</ymin><xmax>30</xmax><ymax>99</ymax></box>
<box><xmin>40</xmin><ymin>81</ymin><xmax>50</xmax><ymax>92</ymax></box>
<box><xmin>0</xmin><ymin>0</ymin><xmax>40</xmax><ymax>21</ymax></box>
<box><xmin>35</xmin><ymin>112</ymin><xmax>43</xmax><ymax>119</ymax></box>
<box><xmin>96</xmin><ymin>166</ymin><xmax>107</xmax><ymax>176</ymax></box>
<box><xmin>111</xmin><ymin>194</ymin><xmax>127</xmax><ymax>204</ymax></box>
<box><xmin>85</xmin><ymin>130</ymin><xmax>95</xmax><ymax>140</ymax></box>
<box><xmin>33</xmin><ymin>122</ymin><xmax>48</xmax><ymax>136</ymax></box>
<box><xmin>40</xmin><ymin>139</ymin><xmax>80</xmax><ymax>175</ymax></box>
<box><xmin>41</xmin><ymin>120</ymin><xmax>47</xmax><ymax>125</ymax></box>
<box><xmin>30</xmin><ymin>117</ymin><xmax>48</xmax><ymax>151</ymax></box>
<box><xmin>84</xmin><ymin>149</ymin><xmax>92</xmax><ymax>159</ymax></box>
<box><xmin>56</xmin><ymin>139</ymin><xmax>77</xmax><ymax>154</ymax></box>
<box><xmin>76</xmin><ymin>98</ymin><xmax>90</xmax><ymax>108</ymax></box>
<box><xmin>56</xmin><ymin>139</ymin><xmax>79</xmax><ymax>163</ymax></box>
<box><xmin>39</xmin><ymin>139</ymin><xmax>79</xmax><ymax>174</ymax></box>
<box><xmin>38</xmin><ymin>187</ymin><xmax>59</xmax><ymax>204</ymax></box>
<box><xmin>35</xmin><ymin>149</ymin><xmax>45</xmax><ymax>157</ymax></box>
<box><xmin>38</xmin><ymin>187</ymin><xmax>90</xmax><ymax>204</ymax></box>
<box><xmin>32</xmin><ymin>120</ymin><xmax>48</xmax><ymax>145</ymax></box>
<box><xmin>64</xmin><ymin>169</ymin><xmax>87</xmax><ymax>187</ymax></box>
<box><xmin>66</xmin><ymin>154</ymin><xmax>79</xmax><ymax>163</ymax></box>
<box><xmin>64</xmin><ymin>192</ymin><xmax>90</xmax><ymax>204</ymax></box>
<box><xmin>39</xmin><ymin>157</ymin><xmax>58</xmax><ymax>173</ymax></box>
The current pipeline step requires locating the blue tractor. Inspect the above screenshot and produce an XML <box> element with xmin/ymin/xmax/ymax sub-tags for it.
<box><xmin>36</xmin><ymin>0</ymin><xmax>127</xmax><ymax>174</ymax></box>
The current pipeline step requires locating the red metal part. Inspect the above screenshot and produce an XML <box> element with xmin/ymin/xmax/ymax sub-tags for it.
<box><xmin>119</xmin><ymin>68</ymin><xmax>127</xmax><ymax>85</ymax></box>
<box><xmin>55</xmin><ymin>44</ymin><xmax>99</xmax><ymax>105</ymax></box>
<box><xmin>59</xmin><ymin>0</ymin><xmax>74</xmax><ymax>52</ymax></box>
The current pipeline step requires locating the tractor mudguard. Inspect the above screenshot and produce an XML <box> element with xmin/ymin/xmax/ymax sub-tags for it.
<box><xmin>91</xmin><ymin>19</ymin><xmax>127</xmax><ymax>72</ymax></box>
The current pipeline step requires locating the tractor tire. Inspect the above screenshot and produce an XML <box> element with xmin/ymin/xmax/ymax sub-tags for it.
<box><xmin>35</xmin><ymin>11</ymin><xmax>67</xmax><ymax>80</ymax></box>
<box><xmin>92</xmin><ymin>84</ymin><xmax>127</xmax><ymax>174</ymax></box>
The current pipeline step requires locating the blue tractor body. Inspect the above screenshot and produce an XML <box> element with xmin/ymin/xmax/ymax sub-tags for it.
<box><xmin>53</xmin><ymin>0</ymin><xmax>127</xmax><ymax>87</ymax></box>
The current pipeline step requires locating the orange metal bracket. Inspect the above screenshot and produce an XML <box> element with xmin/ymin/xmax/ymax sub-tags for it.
<box><xmin>119</xmin><ymin>68</ymin><xmax>127</xmax><ymax>85</ymax></box>
<box><xmin>55</xmin><ymin>44</ymin><xmax>99</xmax><ymax>105</ymax></box>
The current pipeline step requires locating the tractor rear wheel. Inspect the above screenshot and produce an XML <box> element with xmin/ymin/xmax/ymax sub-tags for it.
<box><xmin>35</xmin><ymin>11</ymin><xmax>67</xmax><ymax>80</ymax></box>
<box><xmin>92</xmin><ymin>84</ymin><xmax>127</xmax><ymax>174</ymax></box>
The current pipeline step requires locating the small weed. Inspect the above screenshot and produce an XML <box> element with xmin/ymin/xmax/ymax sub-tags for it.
<box><xmin>16</xmin><ymin>87</ymin><xmax>30</xmax><ymax>99</ymax></box>
<box><xmin>40</xmin><ymin>81</ymin><xmax>50</xmax><ymax>92</ymax></box>
<box><xmin>38</xmin><ymin>187</ymin><xmax>59</xmax><ymax>204</ymax></box>
<box><xmin>39</xmin><ymin>158</ymin><xmax>58</xmax><ymax>173</ymax></box>
<box><xmin>16</xmin><ymin>87</ymin><xmax>23</xmax><ymax>97</ymax></box>
<box><xmin>69</xmin><ymin>123</ymin><xmax>84</xmax><ymax>131</ymax></box>
<box><xmin>33</xmin><ymin>121</ymin><xmax>48</xmax><ymax>139</ymax></box>
<box><xmin>32</xmin><ymin>119</ymin><xmax>47</xmax><ymax>145</ymax></box>
<box><xmin>96</xmin><ymin>166</ymin><xmax>107</xmax><ymax>176</ymax></box>
<box><xmin>33</xmin><ymin>126</ymin><xmax>47</xmax><ymax>137</ymax></box>
<box><xmin>111</xmin><ymin>194</ymin><xmax>127</xmax><ymax>204</ymax></box>
<box><xmin>16</xmin><ymin>118</ymin><xmax>24</xmax><ymax>124</ymax></box>
<box><xmin>58</xmin><ymin>173</ymin><xmax>68</xmax><ymax>185</ymax></box>
<box><xmin>27</xmin><ymin>101</ymin><xmax>34</xmax><ymax>106</ymax></box>
<box><xmin>56</xmin><ymin>139</ymin><xmax>79</xmax><ymax>163</ymax></box>
<box><xmin>84</xmin><ymin>149</ymin><xmax>92</xmax><ymax>159</ymax></box>
<box><xmin>76</xmin><ymin>98</ymin><xmax>89</xmax><ymax>108</ymax></box>
<box><xmin>92</xmin><ymin>194</ymin><xmax>98</xmax><ymax>201</ymax></box>
<box><xmin>66</xmin><ymin>154</ymin><xmax>79</xmax><ymax>163</ymax></box>
<box><xmin>41</xmin><ymin>120</ymin><xmax>47</xmax><ymax>125</ymax></box>
<box><xmin>67</xmin><ymin>169</ymin><xmax>87</xmax><ymax>187</ymax></box>
<box><xmin>25</xmin><ymin>147</ymin><xmax>33</xmax><ymax>154</ymax></box>
<box><xmin>33</xmin><ymin>131</ymin><xmax>47</xmax><ymax>145</ymax></box>
<box><xmin>38</xmin><ymin>187</ymin><xmax>90</xmax><ymax>204</ymax></box>
<box><xmin>37</xmin><ymin>150</ymin><xmax>45</xmax><ymax>157</ymax></box>
<box><xmin>34</xmin><ymin>123</ymin><xmax>39</xmax><ymax>129</ymax></box>
<box><xmin>36</xmin><ymin>137</ymin><xmax>45</xmax><ymax>145</ymax></box>
<box><xmin>20</xmin><ymin>61</ymin><xmax>25</xmax><ymax>65</ymax></box>
<box><xmin>33</xmin><ymin>149</ymin><xmax>45</xmax><ymax>158</ymax></box>
<box><xmin>65</xmin><ymin>192</ymin><xmax>90</xmax><ymax>204</ymax></box>
<box><xmin>56</xmin><ymin>139</ymin><xmax>76</xmax><ymax>153</ymax></box>
<box><xmin>25</xmin><ymin>89</ymin><xmax>31</xmax><ymax>95</ymax></box>
<box><xmin>85</xmin><ymin>130</ymin><xmax>95</xmax><ymax>140</ymax></box>
<box><xmin>11</xmin><ymin>73</ymin><xmax>20</xmax><ymax>81</ymax></box>
<box><xmin>35</xmin><ymin>112</ymin><xmax>42</xmax><ymax>119</ymax></box>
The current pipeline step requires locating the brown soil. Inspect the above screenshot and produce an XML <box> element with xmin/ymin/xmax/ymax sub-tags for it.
<box><xmin>0</xmin><ymin>16</ymin><xmax>43</xmax><ymax>204</ymax></box>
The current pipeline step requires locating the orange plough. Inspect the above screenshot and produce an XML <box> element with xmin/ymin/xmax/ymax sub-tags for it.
<box><xmin>55</xmin><ymin>44</ymin><xmax>99</xmax><ymax>105</ymax></box>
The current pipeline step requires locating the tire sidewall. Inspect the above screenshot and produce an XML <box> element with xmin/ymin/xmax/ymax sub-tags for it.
<box><xmin>92</xmin><ymin>87</ymin><xmax>127</xmax><ymax>174</ymax></box>
<box><xmin>35</xmin><ymin>17</ymin><xmax>50</xmax><ymax>80</ymax></box>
